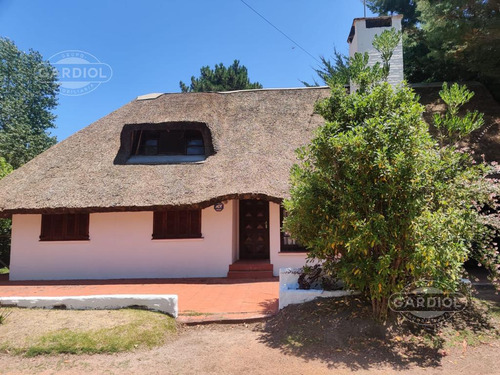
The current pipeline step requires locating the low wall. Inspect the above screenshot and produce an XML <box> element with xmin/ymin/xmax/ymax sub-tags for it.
<box><xmin>279</xmin><ymin>268</ymin><xmax>359</xmax><ymax>309</ymax></box>
<box><xmin>0</xmin><ymin>294</ymin><xmax>178</xmax><ymax>318</ymax></box>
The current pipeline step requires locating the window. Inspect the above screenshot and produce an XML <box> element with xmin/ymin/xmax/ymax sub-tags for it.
<box><xmin>114</xmin><ymin>122</ymin><xmax>214</xmax><ymax>165</ymax></box>
<box><xmin>280</xmin><ymin>207</ymin><xmax>306</xmax><ymax>252</ymax></box>
<box><xmin>40</xmin><ymin>214</ymin><xmax>89</xmax><ymax>241</ymax></box>
<box><xmin>153</xmin><ymin>210</ymin><xmax>202</xmax><ymax>239</ymax></box>
<box><xmin>127</xmin><ymin>129</ymin><xmax>206</xmax><ymax>164</ymax></box>
<box><xmin>365</xmin><ymin>18</ymin><xmax>392</xmax><ymax>28</ymax></box>
<box><xmin>133</xmin><ymin>129</ymin><xmax>205</xmax><ymax>156</ymax></box>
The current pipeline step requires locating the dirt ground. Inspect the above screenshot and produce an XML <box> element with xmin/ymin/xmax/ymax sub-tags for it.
<box><xmin>0</xmin><ymin>322</ymin><xmax>498</xmax><ymax>375</ymax></box>
<box><xmin>1</xmin><ymin>288</ymin><xmax>499</xmax><ymax>375</ymax></box>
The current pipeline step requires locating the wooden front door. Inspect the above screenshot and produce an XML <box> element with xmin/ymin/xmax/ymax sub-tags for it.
<box><xmin>239</xmin><ymin>200</ymin><xmax>270</xmax><ymax>260</ymax></box>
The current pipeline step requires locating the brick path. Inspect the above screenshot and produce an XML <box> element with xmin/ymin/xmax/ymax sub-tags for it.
<box><xmin>0</xmin><ymin>276</ymin><xmax>279</xmax><ymax>323</ymax></box>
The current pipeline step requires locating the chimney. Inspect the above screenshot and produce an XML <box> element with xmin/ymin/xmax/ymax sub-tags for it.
<box><xmin>347</xmin><ymin>15</ymin><xmax>404</xmax><ymax>87</ymax></box>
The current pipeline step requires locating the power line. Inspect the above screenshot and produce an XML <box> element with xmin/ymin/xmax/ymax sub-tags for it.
<box><xmin>239</xmin><ymin>0</ymin><xmax>321</xmax><ymax>64</ymax></box>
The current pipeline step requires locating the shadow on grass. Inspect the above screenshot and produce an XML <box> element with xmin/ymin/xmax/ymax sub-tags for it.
<box><xmin>256</xmin><ymin>293</ymin><xmax>498</xmax><ymax>372</ymax></box>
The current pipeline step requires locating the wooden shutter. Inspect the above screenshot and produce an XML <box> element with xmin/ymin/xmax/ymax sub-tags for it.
<box><xmin>153</xmin><ymin>210</ymin><xmax>202</xmax><ymax>239</ymax></box>
<box><xmin>74</xmin><ymin>214</ymin><xmax>90</xmax><ymax>240</ymax></box>
<box><xmin>153</xmin><ymin>211</ymin><xmax>166</xmax><ymax>239</ymax></box>
<box><xmin>40</xmin><ymin>214</ymin><xmax>89</xmax><ymax>241</ymax></box>
<box><xmin>40</xmin><ymin>214</ymin><xmax>54</xmax><ymax>241</ymax></box>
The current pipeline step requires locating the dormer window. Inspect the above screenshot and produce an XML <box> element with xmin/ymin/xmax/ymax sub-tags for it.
<box><xmin>134</xmin><ymin>129</ymin><xmax>205</xmax><ymax>156</ymax></box>
<box><xmin>115</xmin><ymin>122</ymin><xmax>214</xmax><ymax>165</ymax></box>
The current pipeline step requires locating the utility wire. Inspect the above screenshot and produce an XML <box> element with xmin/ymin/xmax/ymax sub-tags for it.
<box><xmin>239</xmin><ymin>0</ymin><xmax>321</xmax><ymax>64</ymax></box>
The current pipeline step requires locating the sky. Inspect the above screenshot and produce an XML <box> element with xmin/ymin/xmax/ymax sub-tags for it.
<box><xmin>0</xmin><ymin>0</ymin><xmax>374</xmax><ymax>141</ymax></box>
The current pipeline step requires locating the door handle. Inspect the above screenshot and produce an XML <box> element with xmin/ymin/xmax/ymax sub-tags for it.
<box><xmin>265</xmin><ymin>221</ymin><xmax>268</xmax><ymax>229</ymax></box>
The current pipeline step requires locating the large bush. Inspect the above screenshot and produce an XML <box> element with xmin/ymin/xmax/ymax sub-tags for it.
<box><xmin>284</xmin><ymin>37</ymin><xmax>498</xmax><ymax>320</ymax></box>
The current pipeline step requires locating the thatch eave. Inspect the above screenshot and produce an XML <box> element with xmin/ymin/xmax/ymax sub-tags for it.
<box><xmin>0</xmin><ymin>193</ymin><xmax>284</xmax><ymax>218</ymax></box>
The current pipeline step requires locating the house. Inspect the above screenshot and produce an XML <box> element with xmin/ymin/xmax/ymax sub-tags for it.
<box><xmin>0</xmin><ymin>15</ymin><xmax>498</xmax><ymax>281</ymax></box>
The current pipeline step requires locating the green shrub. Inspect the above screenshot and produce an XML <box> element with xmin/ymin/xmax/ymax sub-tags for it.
<box><xmin>284</xmin><ymin>29</ymin><xmax>499</xmax><ymax>321</ymax></box>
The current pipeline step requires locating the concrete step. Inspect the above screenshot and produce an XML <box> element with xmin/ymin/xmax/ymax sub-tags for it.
<box><xmin>227</xmin><ymin>270</ymin><xmax>274</xmax><ymax>279</ymax></box>
<box><xmin>228</xmin><ymin>262</ymin><xmax>273</xmax><ymax>272</ymax></box>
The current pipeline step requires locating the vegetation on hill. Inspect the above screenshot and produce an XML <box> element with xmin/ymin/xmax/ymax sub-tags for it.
<box><xmin>367</xmin><ymin>0</ymin><xmax>500</xmax><ymax>100</ymax></box>
<box><xmin>285</xmin><ymin>29</ymin><xmax>499</xmax><ymax>320</ymax></box>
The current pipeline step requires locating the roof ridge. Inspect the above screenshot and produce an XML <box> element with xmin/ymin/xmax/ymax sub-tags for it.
<box><xmin>135</xmin><ymin>86</ymin><xmax>330</xmax><ymax>100</ymax></box>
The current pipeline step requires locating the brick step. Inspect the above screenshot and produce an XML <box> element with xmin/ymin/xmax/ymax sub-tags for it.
<box><xmin>227</xmin><ymin>270</ymin><xmax>274</xmax><ymax>279</ymax></box>
<box><xmin>228</xmin><ymin>262</ymin><xmax>273</xmax><ymax>272</ymax></box>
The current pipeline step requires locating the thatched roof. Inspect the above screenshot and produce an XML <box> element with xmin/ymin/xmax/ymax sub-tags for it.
<box><xmin>0</xmin><ymin>82</ymin><xmax>498</xmax><ymax>217</ymax></box>
<box><xmin>0</xmin><ymin>87</ymin><xmax>330</xmax><ymax>216</ymax></box>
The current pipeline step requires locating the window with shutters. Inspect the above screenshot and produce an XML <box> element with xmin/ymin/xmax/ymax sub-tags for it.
<box><xmin>133</xmin><ymin>129</ymin><xmax>205</xmax><ymax>157</ymax></box>
<box><xmin>114</xmin><ymin>122</ymin><xmax>214</xmax><ymax>165</ymax></box>
<box><xmin>40</xmin><ymin>214</ymin><xmax>90</xmax><ymax>241</ymax></box>
<box><xmin>152</xmin><ymin>210</ymin><xmax>202</xmax><ymax>239</ymax></box>
<box><xmin>280</xmin><ymin>206</ymin><xmax>307</xmax><ymax>252</ymax></box>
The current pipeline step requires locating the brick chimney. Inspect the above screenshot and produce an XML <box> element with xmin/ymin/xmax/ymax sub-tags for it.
<box><xmin>347</xmin><ymin>15</ymin><xmax>404</xmax><ymax>87</ymax></box>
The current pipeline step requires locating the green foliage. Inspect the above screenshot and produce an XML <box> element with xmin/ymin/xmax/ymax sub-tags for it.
<box><xmin>372</xmin><ymin>28</ymin><xmax>402</xmax><ymax>79</ymax></box>
<box><xmin>348</xmin><ymin>53</ymin><xmax>385</xmax><ymax>92</ymax></box>
<box><xmin>417</xmin><ymin>0</ymin><xmax>500</xmax><ymax>82</ymax></box>
<box><xmin>0</xmin><ymin>309</ymin><xmax>11</xmax><ymax>324</ymax></box>
<box><xmin>304</xmin><ymin>28</ymin><xmax>400</xmax><ymax>87</ymax></box>
<box><xmin>180</xmin><ymin>60</ymin><xmax>262</xmax><ymax>93</ymax></box>
<box><xmin>285</xmin><ymin>40</ymin><xmax>498</xmax><ymax>320</ymax></box>
<box><xmin>367</xmin><ymin>0</ymin><xmax>500</xmax><ymax>100</ymax></box>
<box><xmin>366</xmin><ymin>0</ymin><xmax>419</xmax><ymax>26</ymax></box>
<box><xmin>0</xmin><ymin>157</ymin><xmax>12</xmax><ymax>178</ymax></box>
<box><xmin>433</xmin><ymin>83</ymin><xmax>484</xmax><ymax>146</ymax></box>
<box><xmin>0</xmin><ymin>39</ymin><xmax>58</xmax><ymax>267</ymax></box>
<box><xmin>0</xmin><ymin>38</ymin><xmax>58</xmax><ymax>169</ymax></box>
<box><xmin>15</xmin><ymin>309</ymin><xmax>176</xmax><ymax>356</ymax></box>
<box><xmin>0</xmin><ymin>157</ymin><xmax>12</xmax><ymax>268</ymax></box>
<box><xmin>301</xmin><ymin>49</ymin><xmax>350</xmax><ymax>87</ymax></box>
<box><xmin>0</xmin><ymin>219</ymin><xmax>11</xmax><ymax>268</ymax></box>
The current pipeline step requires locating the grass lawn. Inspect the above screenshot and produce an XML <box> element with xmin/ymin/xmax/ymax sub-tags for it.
<box><xmin>0</xmin><ymin>308</ymin><xmax>177</xmax><ymax>356</ymax></box>
<box><xmin>0</xmin><ymin>267</ymin><xmax>8</xmax><ymax>274</ymax></box>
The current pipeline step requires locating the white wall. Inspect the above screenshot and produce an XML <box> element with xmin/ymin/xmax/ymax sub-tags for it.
<box><xmin>349</xmin><ymin>15</ymin><xmax>404</xmax><ymax>87</ymax></box>
<box><xmin>269</xmin><ymin>202</ymin><xmax>308</xmax><ymax>276</ymax></box>
<box><xmin>9</xmin><ymin>200</ymin><xmax>309</xmax><ymax>280</ymax></box>
<box><xmin>10</xmin><ymin>201</ymin><xmax>235</xmax><ymax>281</ymax></box>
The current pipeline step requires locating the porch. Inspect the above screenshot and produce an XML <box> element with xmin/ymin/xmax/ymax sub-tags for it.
<box><xmin>0</xmin><ymin>275</ymin><xmax>279</xmax><ymax>323</ymax></box>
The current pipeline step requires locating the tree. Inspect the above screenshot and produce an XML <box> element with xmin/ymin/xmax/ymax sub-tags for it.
<box><xmin>304</xmin><ymin>28</ymin><xmax>401</xmax><ymax>87</ymax></box>
<box><xmin>366</xmin><ymin>0</ymin><xmax>419</xmax><ymax>26</ymax></box>
<box><xmin>284</xmin><ymin>32</ymin><xmax>498</xmax><ymax>321</ymax></box>
<box><xmin>417</xmin><ymin>0</ymin><xmax>500</xmax><ymax>84</ymax></box>
<box><xmin>180</xmin><ymin>60</ymin><xmax>262</xmax><ymax>93</ymax></box>
<box><xmin>366</xmin><ymin>0</ymin><xmax>500</xmax><ymax>100</ymax></box>
<box><xmin>301</xmin><ymin>49</ymin><xmax>350</xmax><ymax>87</ymax></box>
<box><xmin>0</xmin><ymin>38</ymin><xmax>58</xmax><ymax>169</ymax></box>
<box><xmin>0</xmin><ymin>157</ymin><xmax>12</xmax><ymax>268</ymax></box>
<box><xmin>0</xmin><ymin>38</ymin><xmax>59</xmax><ymax>268</ymax></box>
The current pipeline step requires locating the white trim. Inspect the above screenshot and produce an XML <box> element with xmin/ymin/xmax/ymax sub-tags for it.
<box><xmin>151</xmin><ymin>238</ymin><xmax>204</xmax><ymax>242</ymax></box>
<box><xmin>136</xmin><ymin>93</ymin><xmax>164</xmax><ymax>100</ymax></box>
<box><xmin>38</xmin><ymin>240</ymin><xmax>90</xmax><ymax>244</ymax></box>
<box><xmin>218</xmin><ymin>86</ymin><xmax>329</xmax><ymax>94</ymax></box>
